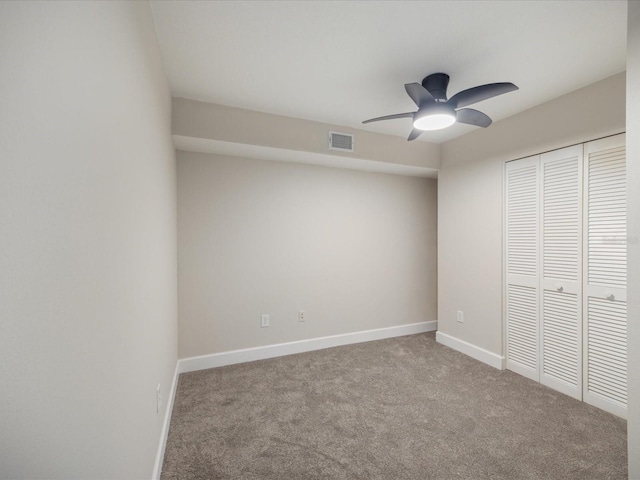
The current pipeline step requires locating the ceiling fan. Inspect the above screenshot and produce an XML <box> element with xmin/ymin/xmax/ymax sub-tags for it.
<box><xmin>362</xmin><ymin>73</ymin><xmax>518</xmax><ymax>141</ymax></box>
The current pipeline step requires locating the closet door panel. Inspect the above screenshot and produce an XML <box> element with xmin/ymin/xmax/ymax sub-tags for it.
<box><xmin>539</xmin><ymin>146</ymin><xmax>582</xmax><ymax>399</ymax></box>
<box><xmin>583</xmin><ymin>134</ymin><xmax>627</xmax><ymax>418</ymax></box>
<box><xmin>505</xmin><ymin>156</ymin><xmax>539</xmax><ymax>380</ymax></box>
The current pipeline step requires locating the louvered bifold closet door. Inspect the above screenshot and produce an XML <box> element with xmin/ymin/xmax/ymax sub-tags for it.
<box><xmin>583</xmin><ymin>134</ymin><xmax>627</xmax><ymax>418</ymax></box>
<box><xmin>539</xmin><ymin>146</ymin><xmax>582</xmax><ymax>399</ymax></box>
<box><xmin>505</xmin><ymin>156</ymin><xmax>540</xmax><ymax>381</ymax></box>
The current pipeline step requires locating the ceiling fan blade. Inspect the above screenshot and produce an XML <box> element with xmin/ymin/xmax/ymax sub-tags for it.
<box><xmin>362</xmin><ymin>112</ymin><xmax>414</xmax><ymax>124</ymax></box>
<box><xmin>404</xmin><ymin>83</ymin><xmax>434</xmax><ymax>107</ymax></box>
<box><xmin>456</xmin><ymin>108</ymin><xmax>492</xmax><ymax>128</ymax></box>
<box><xmin>449</xmin><ymin>82</ymin><xmax>518</xmax><ymax>109</ymax></box>
<box><xmin>407</xmin><ymin>128</ymin><xmax>424</xmax><ymax>141</ymax></box>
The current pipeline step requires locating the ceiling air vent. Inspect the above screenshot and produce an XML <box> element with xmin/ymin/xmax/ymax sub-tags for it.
<box><xmin>328</xmin><ymin>131</ymin><xmax>354</xmax><ymax>152</ymax></box>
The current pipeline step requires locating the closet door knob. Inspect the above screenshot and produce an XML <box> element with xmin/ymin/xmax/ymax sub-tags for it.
<box><xmin>556</xmin><ymin>285</ymin><xmax>564</xmax><ymax>292</ymax></box>
<box><xmin>605</xmin><ymin>292</ymin><xmax>615</xmax><ymax>301</ymax></box>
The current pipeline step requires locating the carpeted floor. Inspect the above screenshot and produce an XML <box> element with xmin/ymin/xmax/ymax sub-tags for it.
<box><xmin>161</xmin><ymin>332</ymin><xmax>627</xmax><ymax>479</ymax></box>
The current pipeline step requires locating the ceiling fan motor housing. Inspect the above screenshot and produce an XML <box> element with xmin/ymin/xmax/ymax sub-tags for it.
<box><xmin>422</xmin><ymin>73</ymin><xmax>450</xmax><ymax>101</ymax></box>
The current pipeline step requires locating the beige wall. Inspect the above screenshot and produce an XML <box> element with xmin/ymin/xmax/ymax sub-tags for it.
<box><xmin>173</xmin><ymin>98</ymin><xmax>441</xmax><ymax>171</ymax></box>
<box><xmin>177</xmin><ymin>151</ymin><xmax>437</xmax><ymax>358</ymax></box>
<box><xmin>0</xmin><ymin>2</ymin><xmax>177</xmax><ymax>478</ymax></box>
<box><xmin>626</xmin><ymin>1</ymin><xmax>640</xmax><ymax>476</ymax></box>
<box><xmin>0</xmin><ymin>1</ymin><xmax>632</xmax><ymax>476</ymax></box>
<box><xmin>438</xmin><ymin>72</ymin><xmax>625</xmax><ymax>356</ymax></box>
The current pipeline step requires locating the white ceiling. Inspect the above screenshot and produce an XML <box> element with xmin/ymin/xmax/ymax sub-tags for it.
<box><xmin>150</xmin><ymin>0</ymin><xmax>627</xmax><ymax>144</ymax></box>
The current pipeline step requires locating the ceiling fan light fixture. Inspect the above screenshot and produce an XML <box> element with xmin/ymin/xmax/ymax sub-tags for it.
<box><xmin>412</xmin><ymin>112</ymin><xmax>456</xmax><ymax>131</ymax></box>
<box><xmin>412</xmin><ymin>103</ymin><xmax>456</xmax><ymax>131</ymax></box>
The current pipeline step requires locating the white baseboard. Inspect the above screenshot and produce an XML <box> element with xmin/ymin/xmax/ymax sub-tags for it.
<box><xmin>152</xmin><ymin>362</ymin><xmax>179</xmax><ymax>480</ymax></box>
<box><xmin>436</xmin><ymin>331</ymin><xmax>505</xmax><ymax>370</ymax></box>
<box><xmin>178</xmin><ymin>321</ymin><xmax>437</xmax><ymax>374</ymax></box>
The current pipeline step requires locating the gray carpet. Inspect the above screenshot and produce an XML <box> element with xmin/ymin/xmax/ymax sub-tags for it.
<box><xmin>161</xmin><ymin>332</ymin><xmax>627</xmax><ymax>479</ymax></box>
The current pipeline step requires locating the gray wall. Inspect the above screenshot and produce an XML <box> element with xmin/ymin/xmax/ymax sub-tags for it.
<box><xmin>0</xmin><ymin>2</ymin><xmax>177</xmax><ymax>478</ymax></box>
<box><xmin>177</xmin><ymin>151</ymin><xmax>437</xmax><ymax>358</ymax></box>
<box><xmin>626</xmin><ymin>1</ymin><xmax>640</xmax><ymax>476</ymax></box>
<box><xmin>438</xmin><ymin>72</ymin><xmax>625</xmax><ymax>356</ymax></box>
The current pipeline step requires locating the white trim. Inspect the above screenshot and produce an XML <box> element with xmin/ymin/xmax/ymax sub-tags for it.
<box><xmin>506</xmin><ymin>359</ymin><xmax>538</xmax><ymax>381</ymax></box>
<box><xmin>178</xmin><ymin>321</ymin><xmax>437</xmax><ymax>374</ymax></box>
<box><xmin>435</xmin><ymin>331</ymin><xmax>505</xmax><ymax>370</ymax></box>
<box><xmin>152</xmin><ymin>363</ymin><xmax>179</xmax><ymax>480</ymax></box>
<box><xmin>583</xmin><ymin>390</ymin><xmax>627</xmax><ymax>419</ymax></box>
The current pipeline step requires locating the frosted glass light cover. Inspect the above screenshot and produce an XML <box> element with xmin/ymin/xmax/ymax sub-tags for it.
<box><xmin>413</xmin><ymin>113</ymin><xmax>456</xmax><ymax>131</ymax></box>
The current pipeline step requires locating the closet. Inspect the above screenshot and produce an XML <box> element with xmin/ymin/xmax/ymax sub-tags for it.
<box><xmin>504</xmin><ymin>133</ymin><xmax>627</xmax><ymax>418</ymax></box>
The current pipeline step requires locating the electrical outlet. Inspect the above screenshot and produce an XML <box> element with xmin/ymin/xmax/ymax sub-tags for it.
<box><xmin>457</xmin><ymin>310</ymin><xmax>464</xmax><ymax>323</ymax></box>
<box><xmin>298</xmin><ymin>310</ymin><xmax>305</xmax><ymax>322</ymax></box>
<box><xmin>156</xmin><ymin>384</ymin><xmax>161</xmax><ymax>414</ymax></box>
<box><xmin>261</xmin><ymin>314</ymin><xmax>269</xmax><ymax>328</ymax></box>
